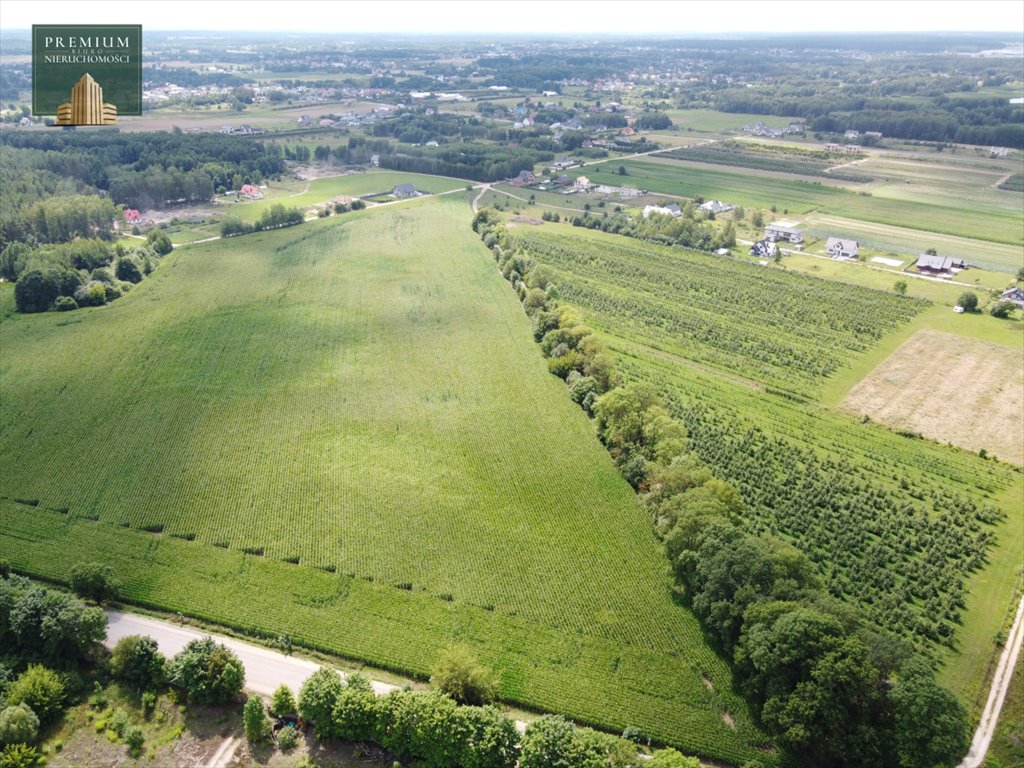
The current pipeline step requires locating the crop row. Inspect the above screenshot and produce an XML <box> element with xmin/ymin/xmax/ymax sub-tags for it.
<box><xmin>512</xmin><ymin>226</ymin><xmax>1016</xmax><ymax>648</ymax></box>
<box><xmin>0</xmin><ymin>500</ymin><xmax>773</xmax><ymax>765</ymax></box>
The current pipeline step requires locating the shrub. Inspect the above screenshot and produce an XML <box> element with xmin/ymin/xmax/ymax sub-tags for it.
<box><xmin>6</xmin><ymin>667</ymin><xmax>64</xmax><ymax>722</ymax></box>
<box><xmin>69</xmin><ymin>563</ymin><xmax>117</xmax><ymax>602</ymax></box>
<box><xmin>110</xmin><ymin>635</ymin><xmax>166</xmax><ymax>691</ymax></box>
<box><xmin>243</xmin><ymin>696</ymin><xmax>271</xmax><ymax>744</ymax></box>
<box><xmin>957</xmin><ymin>291</ymin><xmax>978</xmax><ymax>311</ymax></box>
<box><xmin>297</xmin><ymin>668</ymin><xmax>343</xmax><ymax>737</ymax></box>
<box><xmin>649</xmin><ymin>748</ymin><xmax>701</xmax><ymax>767</ymax></box>
<box><xmin>990</xmin><ymin>300</ymin><xmax>1015</xmax><ymax>319</ymax></box>
<box><xmin>270</xmin><ymin>684</ymin><xmax>296</xmax><ymax>716</ymax></box>
<box><xmin>146</xmin><ymin>230</ymin><xmax>173</xmax><ymax>256</ymax></box>
<box><xmin>430</xmin><ymin>644</ymin><xmax>496</xmax><ymax>706</ymax></box>
<box><xmin>53</xmin><ymin>296</ymin><xmax>78</xmax><ymax>311</ymax></box>
<box><xmin>350</xmin><ymin>199</ymin><xmax>366</xmax><ymax>210</ymax></box>
<box><xmin>109</xmin><ymin>708</ymin><xmax>129</xmax><ymax>738</ymax></box>
<box><xmin>0</xmin><ymin>743</ymin><xmax>40</xmax><ymax>768</ymax></box>
<box><xmin>123</xmin><ymin>725</ymin><xmax>145</xmax><ymax>756</ymax></box>
<box><xmin>331</xmin><ymin>688</ymin><xmax>378</xmax><ymax>742</ymax></box>
<box><xmin>74</xmin><ymin>281</ymin><xmax>107</xmax><ymax>307</ymax></box>
<box><xmin>0</xmin><ymin>704</ymin><xmax>39</xmax><ymax>746</ymax></box>
<box><xmin>167</xmin><ymin>637</ymin><xmax>244</xmax><ymax>705</ymax></box>
<box><xmin>114</xmin><ymin>257</ymin><xmax>143</xmax><ymax>283</ymax></box>
<box><xmin>276</xmin><ymin>725</ymin><xmax>298</xmax><ymax>751</ymax></box>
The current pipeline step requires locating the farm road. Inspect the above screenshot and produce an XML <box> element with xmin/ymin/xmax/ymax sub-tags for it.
<box><xmin>104</xmin><ymin>610</ymin><xmax>528</xmax><ymax>735</ymax></box>
<box><xmin>959</xmin><ymin>593</ymin><xmax>1024</xmax><ymax>768</ymax></box>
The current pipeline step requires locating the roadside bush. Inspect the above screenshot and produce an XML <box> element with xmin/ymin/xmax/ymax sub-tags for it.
<box><xmin>146</xmin><ymin>230</ymin><xmax>173</xmax><ymax>256</ymax></box>
<box><xmin>167</xmin><ymin>637</ymin><xmax>244</xmax><ymax>705</ymax></box>
<box><xmin>69</xmin><ymin>562</ymin><xmax>117</xmax><ymax>602</ymax></box>
<box><xmin>270</xmin><ymin>684</ymin><xmax>296</xmax><ymax>716</ymax></box>
<box><xmin>243</xmin><ymin>696</ymin><xmax>271</xmax><ymax>744</ymax></box>
<box><xmin>110</xmin><ymin>635</ymin><xmax>166</xmax><ymax>691</ymax></box>
<box><xmin>220</xmin><ymin>218</ymin><xmax>254</xmax><ymax>238</ymax></box>
<box><xmin>330</xmin><ymin>687</ymin><xmax>378</xmax><ymax>742</ymax></box>
<box><xmin>6</xmin><ymin>667</ymin><xmax>64</xmax><ymax>722</ymax></box>
<box><xmin>0</xmin><ymin>704</ymin><xmax>39</xmax><ymax>746</ymax></box>
<box><xmin>430</xmin><ymin>644</ymin><xmax>495</xmax><ymax>706</ymax></box>
<box><xmin>297</xmin><ymin>668</ymin><xmax>343</xmax><ymax>738</ymax></box>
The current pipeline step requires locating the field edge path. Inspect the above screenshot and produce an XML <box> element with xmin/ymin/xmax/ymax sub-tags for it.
<box><xmin>959</xmin><ymin>593</ymin><xmax>1024</xmax><ymax>768</ymax></box>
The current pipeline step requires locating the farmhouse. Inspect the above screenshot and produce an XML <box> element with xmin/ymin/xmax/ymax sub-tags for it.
<box><xmin>391</xmin><ymin>183</ymin><xmax>419</xmax><ymax>198</ymax></box>
<box><xmin>123</xmin><ymin>208</ymin><xmax>141</xmax><ymax>223</ymax></box>
<box><xmin>700</xmin><ymin>200</ymin><xmax>735</xmax><ymax>215</ymax></box>
<box><xmin>552</xmin><ymin>157</ymin><xmax>575</xmax><ymax>170</ymax></box>
<box><xmin>915</xmin><ymin>254</ymin><xmax>967</xmax><ymax>273</ymax></box>
<box><xmin>764</xmin><ymin>222</ymin><xmax>804</xmax><ymax>244</ymax></box>
<box><xmin>750</xmin><ymin>238</ymin><xmax>778</xmax><ymax>258</ymax></box>
<box><xmin>999</xmin><ymin>286</ymin><xmax>1024</xmax><ymax>307</ymax></box>
<box><xmin>574</xmin><ymin>175</ymin><xmax>592</xmax><ymax>191</ymax></box>
<box><xmin>826</xmin><ymin>237</ymin><xmax>859</xmax><ymax>259</ymax></box>
<box><xmin>510</xmin><ymin>170</ymin><xmax>536</xmax><ymax>186</ymax></box>
<box><xmin>618</xmin><ymin>187</ymin><xmax>643</xmax><ymax>198</ymax></box>
<box><xmin>239</xmin><ymin>184</ymin><xmax>263</xmax><ymax>200</ymax></box>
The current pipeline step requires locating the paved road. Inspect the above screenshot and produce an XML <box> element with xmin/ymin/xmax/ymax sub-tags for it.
<box><xmin>959</xmin><ymin>594</ymin><xmax>1024</xmax><ymax>768</ymax></box>
<box><xmin>104</xmin><ymin>610</ymin><xmax>527</xmax><ymax>734</ymax></box>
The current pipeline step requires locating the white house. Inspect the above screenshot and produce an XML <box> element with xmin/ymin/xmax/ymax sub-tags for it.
<box><xmin>764</xmin><ymin>222</ymin><xmax>804</xmax><ymax>244</ymax></box>
<box><xmin>700</xmin><ymin>200</ymin><xmax>735</xmax><ymax>215</ymax></box>
<box><xmin>826</xmin><ymin>237</ymin><xmax>859</xmax><ymax>259</ymax></box>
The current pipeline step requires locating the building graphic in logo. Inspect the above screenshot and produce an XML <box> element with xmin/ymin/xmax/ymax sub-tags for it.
<box><xmin>56</xmin><ymin>74</ymin><xmax>117</xmax><ymax>125</ymax></box>
<box><xmin>32</xmin><ymin>25</ymin><xmax>142</xmax><ymax>126</ymax></box>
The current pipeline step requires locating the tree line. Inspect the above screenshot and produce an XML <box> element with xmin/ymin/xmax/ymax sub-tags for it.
<box><xmin>472</xmin><ymin>211</ymin><xmax>970</xmax><ymax>768</ymax></box>
<box><xmin>5</xmin><ymin>230</ymin><xmax>172</xmax><ymax>314</ymax></box>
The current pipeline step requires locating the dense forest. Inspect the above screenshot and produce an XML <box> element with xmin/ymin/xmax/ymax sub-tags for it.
<box><xmin>0</xmin><ymin>131</ymin><xmax>286</xmax><ymax>250</ymax></box>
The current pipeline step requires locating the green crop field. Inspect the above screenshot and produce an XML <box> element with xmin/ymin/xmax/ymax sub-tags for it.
<box><xmin>582</xmin><ymin>157</ymin><xmax>1024</xmax><ymax>246</ymax></box>
<box><xmin>506</xmin><ymin>223</ymin><xmax>1023</xmax><ymax>709</ymax></box>
<box><xmin>0</xmin><ymin>196</ymin><xmax>770</xmax><ymax>764</ymax></box>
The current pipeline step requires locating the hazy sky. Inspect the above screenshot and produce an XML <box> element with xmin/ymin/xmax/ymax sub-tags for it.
<box><xmin>2</xmin><ymin>0</ymin><xmax>1023</xmax><ymax>36</ymax></box>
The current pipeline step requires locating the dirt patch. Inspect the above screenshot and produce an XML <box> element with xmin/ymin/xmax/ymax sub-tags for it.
<box><xmin>703</xmin><ymin>675</ymin><xmax>714</xmax><ymax>691</ymax></box>
<box><xmin>842</xmin><ymin>329</ymin><xmax>1024</xmax><ymax>464</ymax></box>
<box><xmin>722</xmin><ymin>711</ymin><xmax>735</xmax><ymax>729</ymax></box>
<box><xmin>510</xmin><ymin>216</ymin><xmax>544</xmax><ymax>225</ymax></box>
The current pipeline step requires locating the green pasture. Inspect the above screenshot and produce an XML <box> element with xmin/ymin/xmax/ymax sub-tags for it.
<box><xmin>218</xmin><ymin>172</ymin><xmax>472</xmax><ymax>221</ymax></box>
<box><xmin>662</xmin><ymin>109</ymin><xmax>796</xmax><ymax>133</ymax></box>
<box><xmin>580</xmin><ymin>157</ymin><xmax>1024</xmax><ymax>246</ymax></box>
<box><xmin>0</xmin><ymin>196</ymin><xmax>767</xmax><ymax>764</ymax></box>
